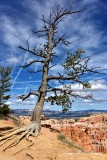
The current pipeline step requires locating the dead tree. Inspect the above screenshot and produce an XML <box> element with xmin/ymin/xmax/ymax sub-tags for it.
<box><xmin>0</xmin><ymin>6</ymin><xmax>100</xmax><ymax>151</ymax></box>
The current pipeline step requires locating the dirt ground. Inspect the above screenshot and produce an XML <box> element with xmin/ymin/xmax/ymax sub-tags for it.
<box><xmin>0</xmin><ymin>118</ymin><xmax>107</xmax><ymax>160</ymax></box>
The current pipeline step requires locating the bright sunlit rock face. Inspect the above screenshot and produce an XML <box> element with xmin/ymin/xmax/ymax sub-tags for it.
<box><xmin>49</xmin><ymin>114</ymin><xmax>107</xmax><ymax>153</ymax></box>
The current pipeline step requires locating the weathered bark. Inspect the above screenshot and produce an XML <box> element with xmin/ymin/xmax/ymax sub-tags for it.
<box><xmin>32</xmin><ymin>94</ymin><xmax>46</xmax><ymax>123</ymax></box>
<box><xmin>32</xmin><ymin>27</ymin><xmax>54</xmax><ymax>128</ymax></box>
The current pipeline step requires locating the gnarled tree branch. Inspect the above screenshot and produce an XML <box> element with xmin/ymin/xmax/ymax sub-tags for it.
<box><xmin>18</xmin><ymin>45</ymin><xmax>47</xmax><ymax>58</ymax></box>
<box><xmin>18</xmin><ymin>91</ymin><xmax>39</xmax><ymax>100</ymax></box>
<box><xmin>21</xmin><ymin>60</ymin><xmax>44</xmax><ymax>68</ymax></box>
<box><xmin>47</xmin><ymin>75</ymin><xmax>76</xmax><ymax>81</ymax></box>
<box><xmin>28</xmin><ymin>69</ymin><xmax>43</xmax><ymax>73</ymax></box>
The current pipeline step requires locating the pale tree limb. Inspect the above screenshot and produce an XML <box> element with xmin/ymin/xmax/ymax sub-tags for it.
<box><xmin>18</xmin><ymin>91</ymin><xmax>39</xmax><ymax>100</ymax></box>
<box><xmin>47</xmin><ymin>75</ymin><xmax>76</xmax><ymax>81</ymax></box>
<box><xmin>28</xmin><ymin>69</ymin><xmax>43</xmax><ymax>74</ymax></box>
<box><xmin>21</xmin><ymin>60</ymin><xmax>44</xmax><ymax>68</ymax></box>
<box><xmin>18</xmin><ymin>45</ymin><xmax>47</xmax><ymax>58</ymax></box>
<box><xmin>0</xmin><ymin>135</ymin><xmax>15</xmax><ymax>146</ymax></box>
<box><xmin>1</xmin><ymin>128</ymin><xmax>19</xmax><ymax>135</ymax></box>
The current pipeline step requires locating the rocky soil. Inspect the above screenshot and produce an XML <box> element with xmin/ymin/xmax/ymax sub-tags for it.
<box><xmin>0</xmin><ymin>114</ymin><xmax>107</xmax><ymax>160</ymax></box>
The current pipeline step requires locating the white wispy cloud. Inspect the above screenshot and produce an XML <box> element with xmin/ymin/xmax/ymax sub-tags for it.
<box><xmin>0</xmin><ymin>15</ymin><xmax>30</xmax><ymax>49</ymax></box>
<box><xmin>11</xmin><ymin>52</ymin><xmax>27</xmax><ymax>89</ymax></box>
<box><xmin>49</xmin><ymin>64</ymin><xmax>64</xmax><ymax>75</ymax></box>
<box><xmin>84</xmin><ymin>99</ymin><xmax>92</xmax><ymax>103</ymax></box>
<box><xmin>0</xmin><ymin>14</ymin><xmax>47</xmax><ymax>55</ymax></box>
<box><xmin>89</xmin><ymin>52</ymin><xmax>107</xmax><ymax>71</ymax></box>
<box><xmin>1</xmin><ymin>0</ymin><xmax>106</xmax><ymax>69</ymax></box>
<box><xmin>89</xmin><ymin>79</ymin><xmax>107</xmax><ymax>90</ymax></box>
<box><xmin>14</xmin><ymin>80</ymin><xmax>40</xmax><ymax>84</ymax></box>
<box><xmin>5</xmin><ymin>101</ymin><xmax>12</xmax><ymax>105</ymax></box>
<box><xmin>75</xmin><ymin>79</ymin><xmax>107</xmax><ymax>90</ymax></box>
<box><xmin>6</xmin><ymin>56</ymin><xmax>21</xmax><ymax>65</ymax></box>
<box><xmin>56</xmin><ymin>79</ymin><xmax>107</xmax><ymax>91</ymax></box>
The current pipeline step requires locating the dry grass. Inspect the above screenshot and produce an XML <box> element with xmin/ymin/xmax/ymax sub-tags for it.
<box><xmin>57</xmin><ymin>133</ymin><xmax>84</xmax><ymax>152</ymax></box>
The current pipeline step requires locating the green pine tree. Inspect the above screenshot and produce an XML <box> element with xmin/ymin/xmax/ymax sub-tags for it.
<box><xmin>0</xmin><ymin>66</ymin><xmax>12</xmax><ymax>115</ymax></box>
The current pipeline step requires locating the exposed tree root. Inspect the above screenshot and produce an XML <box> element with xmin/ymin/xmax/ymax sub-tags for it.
<box><xmin>1</xmin><ymin>128</ymin><xmax>19</xmax><ymax>136</ymax></box>
<box><xmin>0</xmin><ymin>122</ymin><xmax>40</xmax><ymax>152</ymax></box>
<box><xmin>26</xmin><ymin>153</ymin><xmax>34</xmax><ymax>159</ymax></box>
<box><xmin>0</xmin><ymin>135</ymin><xmax>15</xmax><ymax>146</ymax></box>
<box><xmin>13</xmin><ymin>132</ymin><xmax>34</xmax><ymax>155</ymax></box>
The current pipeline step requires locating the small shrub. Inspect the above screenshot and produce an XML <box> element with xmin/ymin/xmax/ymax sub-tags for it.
<box><xmin>57</xmin><ymin>133</ymin><xmax>66</xmax><ymax>142</ymax></box>
<box><xmin>0</xmin><ymin>104</ymin><xmax>11</xmax><ymax>116</ymax></box>
<box><xmin>57</xmin><ymin>133</ymin><xmax>84</xmax><ymax>152</ymax></box>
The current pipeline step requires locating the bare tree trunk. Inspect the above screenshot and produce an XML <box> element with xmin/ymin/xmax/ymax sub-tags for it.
<box><xmin>31</xmin><ymin>30</ymin><xmax>53</xmax><ymax>129</ymax></box>
<box><xmin>31</xmin><ymin>60</ymin><xmax>49</xmax><ymax>125</ymax></box>
<box><xmin>31</xmin><ymin>97</ymin><xmax>45</xmax><ymax>132</ymax></box>
<box><xmin>32</xmin><ymin>93</ymin><xmax>46</xmax><ymax>123</ymax></box>
<box><xmin>31</xmin><ymin>67</ymin><xmax>47</xmax><ymax>125</ymax></box>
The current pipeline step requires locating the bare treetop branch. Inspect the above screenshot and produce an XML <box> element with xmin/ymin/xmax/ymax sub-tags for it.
<box><xmin>18</xmin><ymin>45</ymin><xmax>47</xmax><ymax>58</ymax></box>
<box><xmin>21</xmin><ymin>60</ymin><xmax>44</xmax><ymax>68</ymax></box>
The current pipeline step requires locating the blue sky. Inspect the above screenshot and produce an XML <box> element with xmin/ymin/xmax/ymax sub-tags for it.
<box><xmin>0</xmin><ymin>0</ymin><xmax>107</xmax><ymax>111</ymax></box>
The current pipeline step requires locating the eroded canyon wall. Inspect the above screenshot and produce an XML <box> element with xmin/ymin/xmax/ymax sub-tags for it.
<box><xmin>49</xmin><ymin>114</ymin><xmax>107</xmax><ymax>153</ymax></box>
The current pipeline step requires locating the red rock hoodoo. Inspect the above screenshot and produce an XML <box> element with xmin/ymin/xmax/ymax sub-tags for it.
<box><xmin>50</xmin><ymin>114</ymin><xmax>107</xmax><ymax>153</ymax></box>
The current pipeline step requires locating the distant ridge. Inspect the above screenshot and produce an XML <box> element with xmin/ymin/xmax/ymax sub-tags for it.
<box><xmin>13</xmin><ymin>109</ymin><xmax>107</xmax><ymax>119</ymax></box>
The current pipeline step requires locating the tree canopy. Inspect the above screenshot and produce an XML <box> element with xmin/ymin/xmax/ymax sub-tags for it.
<box><xmin>18</xmin><ymin>6</ymin><xmax>98</xmax><ymax>113</ymax></box>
